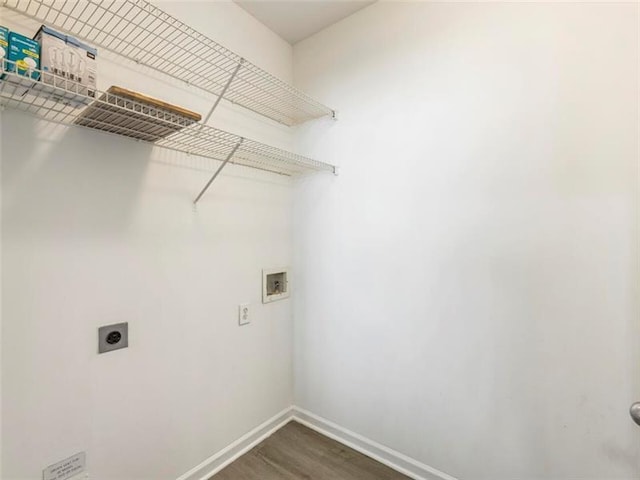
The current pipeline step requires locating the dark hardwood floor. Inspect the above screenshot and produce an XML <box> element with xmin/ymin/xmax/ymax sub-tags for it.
<box><xmin>211</xmin><ymin>421</ymin><xmax>410</xmax><ymax>479</ymax></box>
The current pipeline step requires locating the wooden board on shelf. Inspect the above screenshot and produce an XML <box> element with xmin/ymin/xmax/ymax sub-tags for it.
<box><xmin>107</xmin><ymin>86</ymin><xmax>201</xmax><ymax>122</ymax></box>
<box><xmin>74</xmin><ymin>85</ymin><xmax>201</xmax><ymax>142</ymax></box>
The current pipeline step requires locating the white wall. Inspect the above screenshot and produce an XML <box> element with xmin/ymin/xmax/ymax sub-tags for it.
<box><xmin>293</xmin><ymin>2</ymin><xmax>640</xmax><ymax>479</ymax></box>
<box><xmin>1</xmin><ymin>2</ymin><xmax>296</xmax><ymax>479</ymax></box>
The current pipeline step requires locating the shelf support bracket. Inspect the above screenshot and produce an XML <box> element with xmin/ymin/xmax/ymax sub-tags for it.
<box><xmin>193</xmin><ymin>138</ymin><xmax>244</xmax><ymax>204</ymax></box>
<box><xmin>201</xmin><ymin>58</ymin><xmax>245</xmax><ymax>127</ymax></box>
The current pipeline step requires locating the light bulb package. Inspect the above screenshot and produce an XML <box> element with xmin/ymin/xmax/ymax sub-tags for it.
<box><xmin>35</xmin><ymin>25</ymin><xmax>97</xmax><ymax>107</ymax></box>
<box><xmin>0</xmin><ymin>26</ymin><xmax>8</xmax><ymax>74</ymax></box>
<box><xmin>4</xmin><ymin>31</ymin><xmax>40</xmax><ymax>84</ymax></box>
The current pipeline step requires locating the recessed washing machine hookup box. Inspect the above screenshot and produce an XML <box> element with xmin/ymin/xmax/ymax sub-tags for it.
<box><xmin>262</xmin><ymin>267</ymin><xmax>290</xmax><ymax>303</ymax></box>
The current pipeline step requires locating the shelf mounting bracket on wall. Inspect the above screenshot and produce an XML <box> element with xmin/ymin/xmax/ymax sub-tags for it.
<box><xmin>193</xmin><ymin>138</ymin><xmax>244</xmax><ymax>204</ymax></box>
<box><xmin>200</xmin><ymin>59</ymin><xmax>245</xmax><ymax>128</ymax></box>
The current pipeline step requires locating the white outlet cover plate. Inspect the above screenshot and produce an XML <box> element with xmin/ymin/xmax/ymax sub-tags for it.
<box><xmin>239</xmin><ymin>303</ymin><xmax>250</xmax><ymax>325</ymax></box>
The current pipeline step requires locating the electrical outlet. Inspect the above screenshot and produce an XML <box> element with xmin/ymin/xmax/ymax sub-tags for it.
<box><xmin>98</xmin><ymin>323</ymin><xmax>128</xmax><ymax>354</ymax></box>
<box><xmin>238</xmin><ymin>303</ymin><xmax>250</xmax><ymax>326</ymax></box>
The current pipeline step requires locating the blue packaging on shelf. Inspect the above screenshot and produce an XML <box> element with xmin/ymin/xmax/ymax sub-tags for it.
<box><xmin>6</xmin><ymin>30</ymin><xmax>40</xmax><ymax>80</ymax></box>
<box><xmin>0</xmin><ymin>26</ymin><xmax>9</xmax><ymax>74</ymax></box>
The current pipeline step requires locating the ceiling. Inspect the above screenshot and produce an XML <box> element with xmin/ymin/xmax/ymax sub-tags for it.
<box><xmin>236</xmin><ymin>1</ymin><xmax>376</xmax><ymax>44</ymax></box>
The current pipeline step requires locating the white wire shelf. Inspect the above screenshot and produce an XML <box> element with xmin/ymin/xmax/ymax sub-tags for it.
<box><xmin>0</xmin><ymin>67</ymin><xmax>336</xmax><ymax>182</ymax></box>
<box><xmin>3</xmin><ymin>0</ymin><xmax>336</xmax><ymax>126</ymax></box>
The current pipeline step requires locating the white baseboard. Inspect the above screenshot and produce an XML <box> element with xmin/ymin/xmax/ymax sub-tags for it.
<box><xmin>176</xmin><ymin>405</ymin><xmax>457</xmax><ymax>480</ymax></box>
<box><xmin>292</xmin><ymin>407</ymin><xmax>458</xmax><ymax>480</ymax></box>
<box><xmin>176</xmin><ymin>406</ymin><xmax>294</xmax><ymax>480</ymax></box>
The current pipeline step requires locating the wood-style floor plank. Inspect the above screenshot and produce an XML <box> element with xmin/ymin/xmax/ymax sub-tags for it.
<box><xmin>211</xmin><ymin>421</ymin><xmax>410</xmax><ymax>480</ymax></box>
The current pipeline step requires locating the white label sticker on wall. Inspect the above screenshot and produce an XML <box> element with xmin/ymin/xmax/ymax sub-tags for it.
<box><xmin>43</xmin><ymin>452</ymin><xmax>86</xmax><ymax>480</ymax></box>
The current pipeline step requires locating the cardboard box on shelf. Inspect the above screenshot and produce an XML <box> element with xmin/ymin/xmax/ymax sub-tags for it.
<box><xmin>66</xmin><ymin>35</ymin><xmax>97</xmax><ymax>95</ymax></box>
<box><xmin>34</xmin><ymin>25</ymin><xmax>97</xmax><ymax>107</ymax></box>
<box><xmin>34</xmin><ymin>25</ymin><xmax>65</xmax><ymax>86</ymax></box>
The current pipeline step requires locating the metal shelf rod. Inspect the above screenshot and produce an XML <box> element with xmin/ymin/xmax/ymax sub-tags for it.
<box><xmin>193</xmin><ymin>138</ymin><xmax>244</xmax><ymax>204</ymax></box>
<box><xmin>201</xmin><ymin>59</ymin><xmax>244</xmax><ymax>128</ymax></box>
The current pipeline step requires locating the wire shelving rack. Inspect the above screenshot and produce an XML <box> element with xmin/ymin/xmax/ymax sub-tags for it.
<box><xmin>2</xmin><ymin>0</ymin><xmax>335</xmax><ymax>126</ymax></box>
<box><xmin>0</xmin><ymin>68</ymin><xmax>336</xmax><ymax>201</ymax></box>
